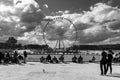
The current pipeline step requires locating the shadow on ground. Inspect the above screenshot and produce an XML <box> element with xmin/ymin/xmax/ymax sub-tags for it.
<box><xmin>107</xmin><ymin>73</ymin><xmax>120</xmax><ymax>78</ymax></box>
<box><xmin>28</xmin><ymin>63</ymin><xmax>36</xmax><ymax>65</ymax></box>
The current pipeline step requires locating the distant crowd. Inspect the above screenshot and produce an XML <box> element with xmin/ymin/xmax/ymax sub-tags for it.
<box><xmin>40</xmin><ymin>54</ymin><xmax>65</xmax><ymax>63</ymax></box>
<box><xmin>0</xmin><ymin>51</ymin><xmax>28</xmax><ymax>64</ymax></box>
<box><xmin>40</xmin><ymin>54</ymin><xmax>96</xmax><ymax>64</ymax></box>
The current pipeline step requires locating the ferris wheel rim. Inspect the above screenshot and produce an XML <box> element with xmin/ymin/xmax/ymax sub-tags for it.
<box><xmin>42</xmin><ymin>16</ymin><xmax>78</xmax><ymax>48</ymax></box>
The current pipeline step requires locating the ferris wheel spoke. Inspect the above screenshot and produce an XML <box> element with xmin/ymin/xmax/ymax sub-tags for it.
<box><xmin>42</xmin><ymin>16</ymin><xmax>78</xmax><ymax>50</ymax></box>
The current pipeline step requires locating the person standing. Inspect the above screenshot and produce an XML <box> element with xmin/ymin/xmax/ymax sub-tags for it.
<box><xmin>100</xmin><ymin>50</ymin><xmax>107</xmax><ymax>75</ymax></box>
<box><xmin>23</xmin><ymin>51</ymin><xmax>28</xmax><ymax>64</ymax></box>
<box><xmin>0</xmin><ymin>52</ymin><xmax>4</xmax><ymax>64</ymax></box>
<box><xmin>0</xmin><ymin>51</ymin><xmax>2</xmax><ymax>64</ymax></box>
<box><xmin>106</xmin><ymin>50</ymin><xmax>114</xmax><ymax>74</ymax></box>
<box><xmin>13</xmin><ymin>51</ymin><xmax>19</xmax><ymax>64</ymax></box>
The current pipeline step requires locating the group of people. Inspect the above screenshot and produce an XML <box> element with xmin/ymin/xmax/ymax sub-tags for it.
<box><xmin>89</xmin><ymin>56</ymin><xmax>96</xmax><ymax>62</ymax></box>
<box><xmin>40</xmin><ymin>54</ymin><xmax>64</xmax><ymax>63</ymax></box>
<box><xmin>0</xmin><ymin>51</ymin><xmax>28</xmax><ymax>64</ymax></box>
<box><xmin>40</xmin><ymin>50</ymin><xmax>114</xmax><ymax>76</ymax></box>
<box><xmin>72</xmin><ymin>55</ymin><xmax>83</xmax><ymax>63</ymax></box>
<box><xmin>100</xmin><ymin>50</ymin><xmax>114</xmax><ymax>75</ymax></box>
<box><xmin>0</xmin><ymin>49</ymin><xmax>115</xmax><ymax>76</ymax></box>
<box><xmin>40</xmin><ymin>54</ymin><xmax>84</xmax><ymax>63</ymax></box>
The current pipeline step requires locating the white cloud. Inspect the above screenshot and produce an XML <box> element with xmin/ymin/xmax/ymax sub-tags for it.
<box><xmin>1</xmin><ymin>0</ymin><xmax>120</xmax><ymax>46</ymax></box>
<box><xmin>0</xmin><ymin>0</ymin><xmax>45</xmax><ymax>43</ymax></box>
<box><xmin>17</xmin><ymin>31</ymin><xmax>43</xmax><ymax>44</ymax></box>
<box><xmin>43</xmin><ymin>4</ymin><xmax>48</xmax><ymax>8</ymax></box>
<box><xmin>43</xmin><ymin>2</ymin><xmax>120</xmax><ymax>45</ymax></box>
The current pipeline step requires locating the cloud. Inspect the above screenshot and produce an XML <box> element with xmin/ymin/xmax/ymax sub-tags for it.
<box><xmin>20</xmin><ymin>3</ymin><xmax>45</xmax><ymax>23</ymax></box>
<box><xmin>107</xmin><ymin>20</ymin><xmax>120</xmax><ymax>32</ymax></box>
<box><xmin>43</xmin><ymin>4</ymin><xmax>48</xmax><ymax>9</ymax></box>
<box><xmin>0</xmin><ymin>0</ymin><xmax>45</xmax><ymax>42</ymax></box>
<box><xmin>42</xmin><ymin>2</ymin><xmax>120</xmax><ymax>46</ymax></box>
<box><xmin>42</xmin><ymin>16</ymin><xmax>73</xmax><ymax>41</ymax></box>
<box><xmin>1</xmin><ymin>0</ymin><xmax>120</xmax><ymax>46</ymax></box>
<box><xmin>17</xmin><ymin>31</ymin><xmax>43</xmax><ymax>45</ymax></box>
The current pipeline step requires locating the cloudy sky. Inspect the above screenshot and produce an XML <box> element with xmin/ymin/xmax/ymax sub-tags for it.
<box><xmin>0</xmin><ymin>0</ymin><xmax>120</xmax><ymax>47</ymax></box>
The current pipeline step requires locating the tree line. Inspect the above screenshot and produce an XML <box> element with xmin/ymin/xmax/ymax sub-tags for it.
<box><xmin>0</xmin><ymin>37</ymin><xmax>120</xmax><ymax>50</ymax></box>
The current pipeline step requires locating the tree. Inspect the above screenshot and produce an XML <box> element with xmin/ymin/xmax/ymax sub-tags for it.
<box><xmin>6</xmin><ymin>37</ymin><xmax>17</xmax><ymax>44</ymax></box>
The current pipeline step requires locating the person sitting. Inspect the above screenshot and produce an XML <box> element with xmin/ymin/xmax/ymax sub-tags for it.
<box><xmin>18</xmin><ymin>54</ymin><xmax>24</xmax><ymax>64</ymax></box>
<box><xmin>72</xmin><ymin>55</ymin><xmax>77</xmax><ymax>63</ymax></box>
<box><xmin>40</xmin><ymin>56</ymin><xmax>45</xmax><ymax>63</ymax></box>
<box><xmin>89</xmin><ymin>56</ymin><xmax>96</xmax><ymax>62</ymax></box>
<box><xmin>59</xmin><ymin>54</ymin><xmax>64</xmax><ymax>63</ymax></box>
<box><xmin>92</xmin><ymin>56</ymin><xmax>96</xmax><ymax>62</ymax></box>
<box><xmin>5</xmin><ymin>52</ymin><xmax>10</xmax><ymax>64</ymax></box>
<box><xmin>52</xmin><ymin>56</ymin><xmax>58</xmax><ymax>63</ymax></box>
<box><xmin>46</xmin><ymin>54</ymin><xmax>51</xmax><ymax>63</ymax></box>
<box><xmin>78</xmin><ymin>55</ymin><xmax>83</xmax><ymax>63</ymax></box>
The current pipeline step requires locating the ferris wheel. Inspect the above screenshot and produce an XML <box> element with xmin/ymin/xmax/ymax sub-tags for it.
<box><xmin>43</xmin><ymin>16</ymin><xmax>77</xmax><ymax>51</ymax></box>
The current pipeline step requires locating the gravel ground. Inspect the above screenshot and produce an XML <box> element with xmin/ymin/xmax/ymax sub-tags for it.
<box><xmin>0</xmin><ymin>62</ymin><xmax>120</xmax><ymax>80</ymax></box>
